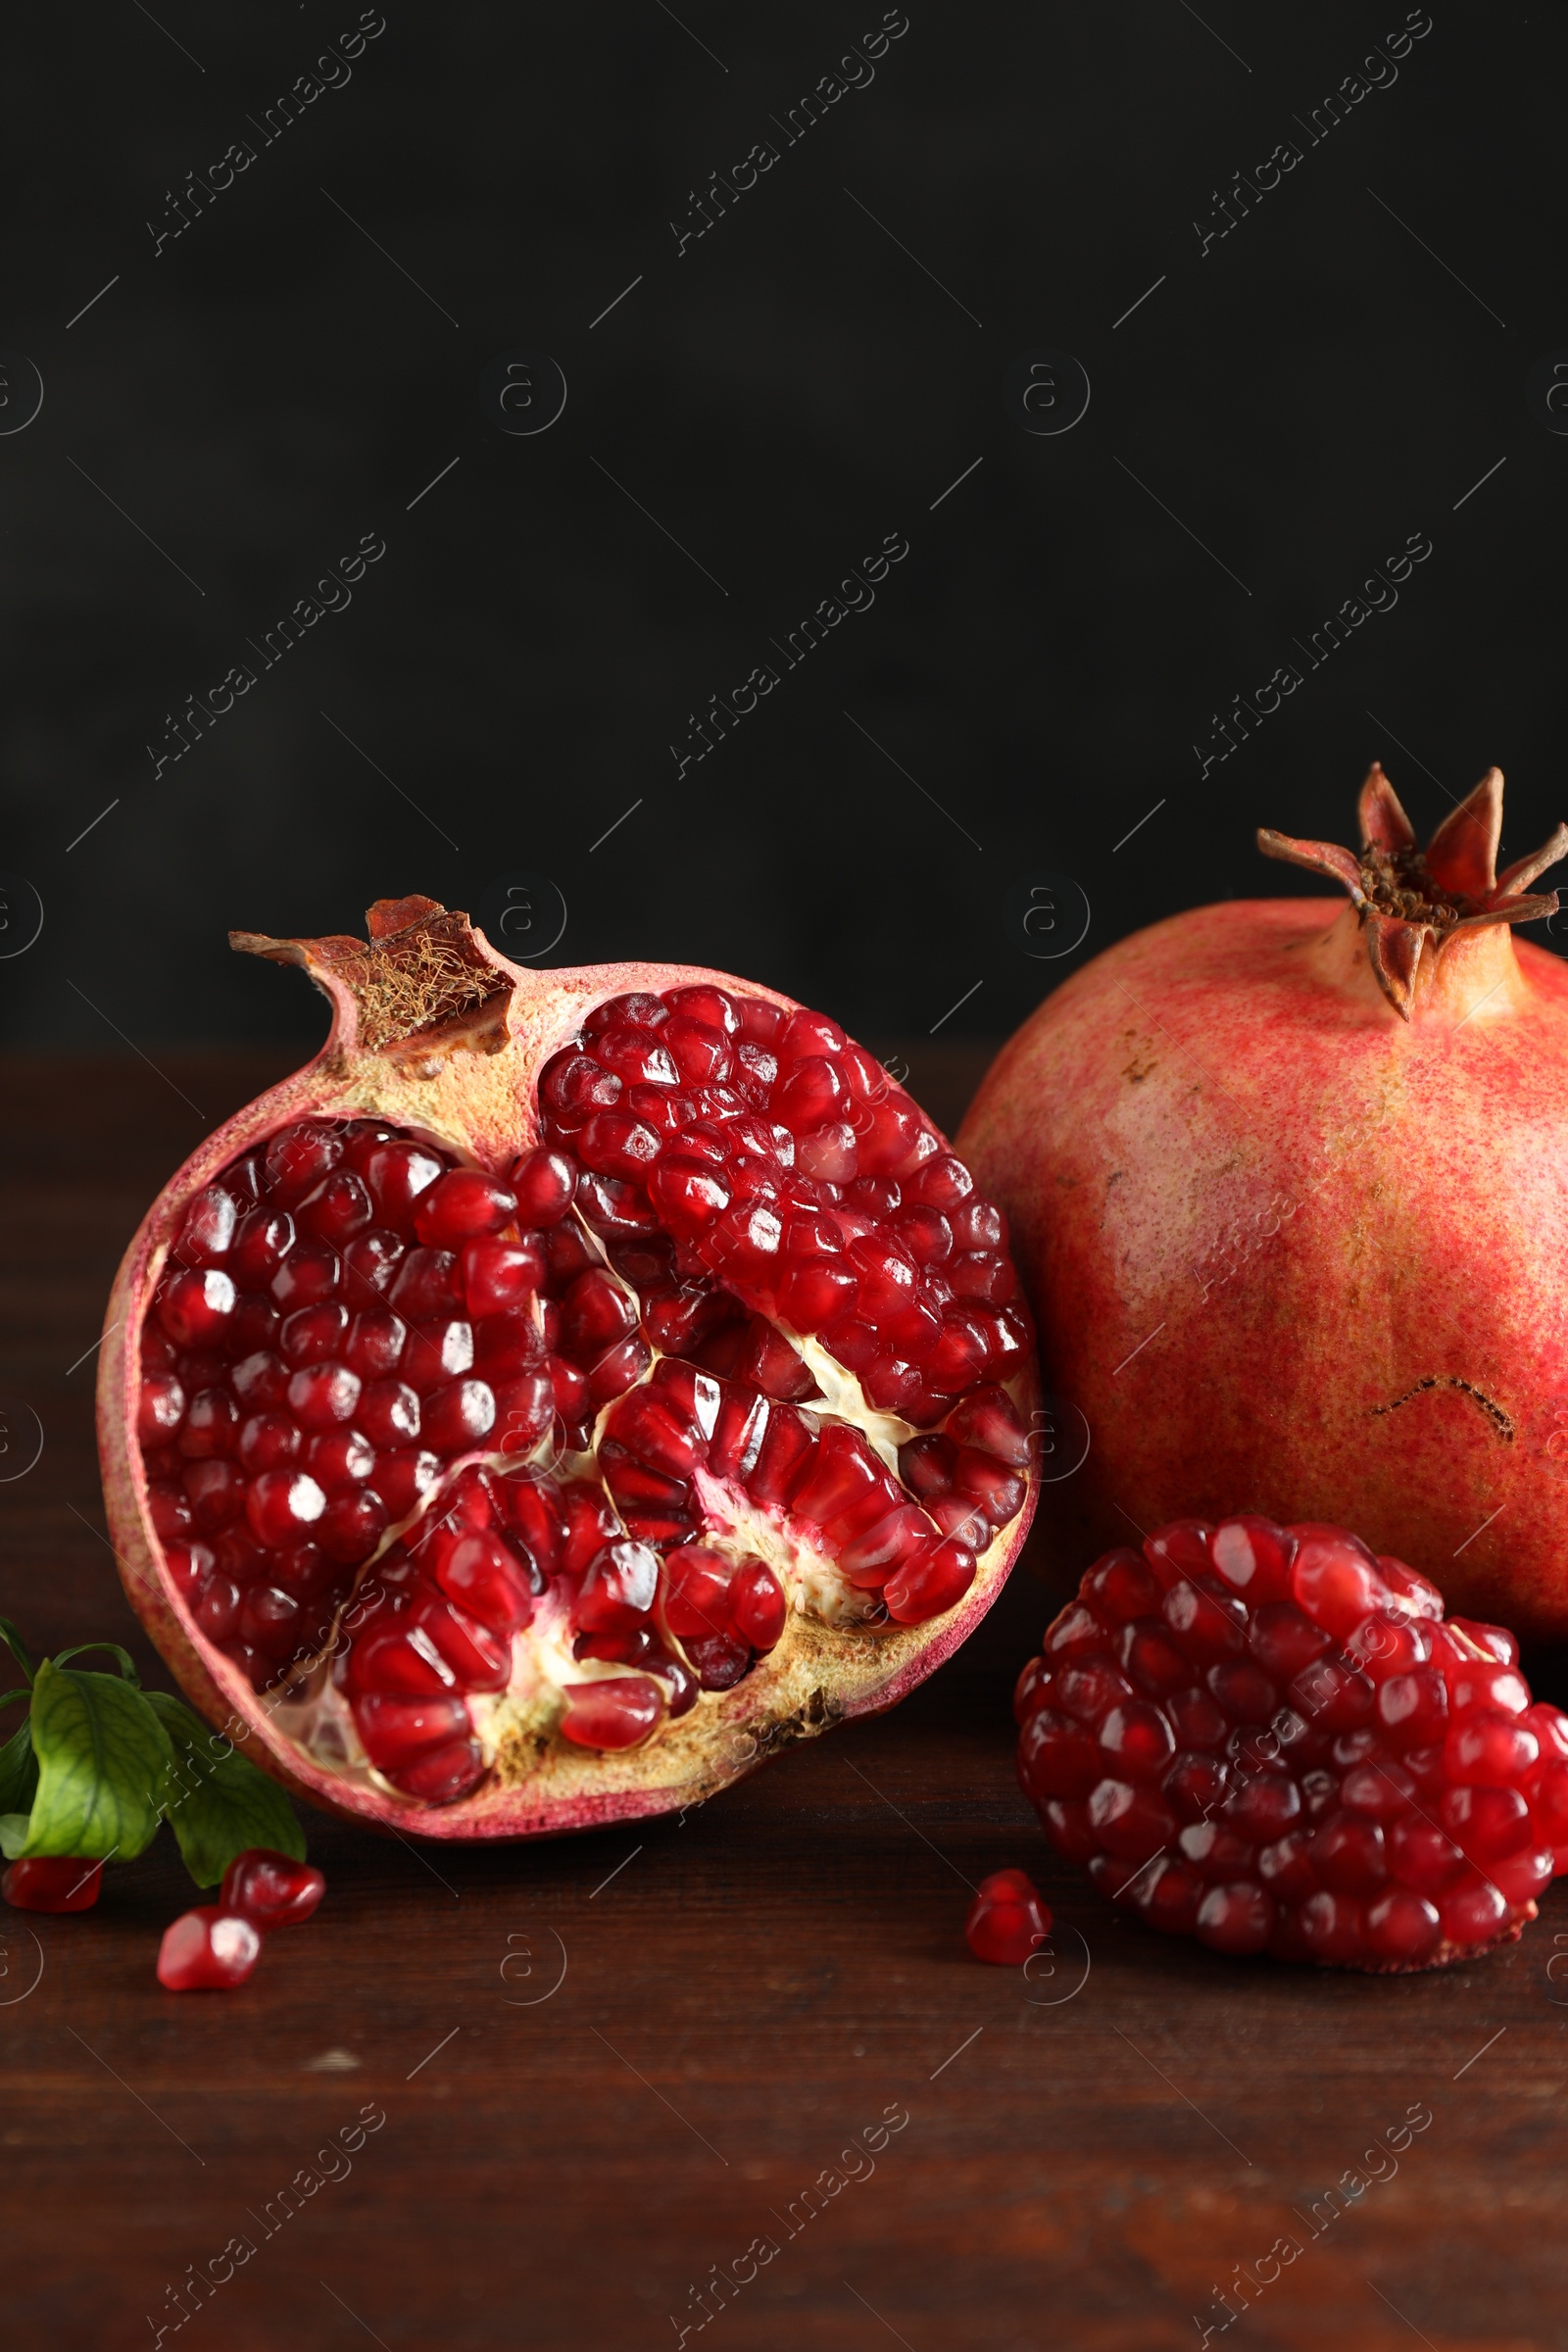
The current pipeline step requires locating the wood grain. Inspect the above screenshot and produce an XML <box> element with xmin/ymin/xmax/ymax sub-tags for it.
<box><xmin>0</xmin><ymin>1047</ymin><xmax>1560</xmax><ymax>2352</ymax></box>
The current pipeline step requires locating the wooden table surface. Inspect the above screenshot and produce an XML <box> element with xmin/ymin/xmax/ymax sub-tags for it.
<box><xmin>3</xmin><ymin>1044</ymin><xmax>1564</xmax><ymax>2352</ymax></box>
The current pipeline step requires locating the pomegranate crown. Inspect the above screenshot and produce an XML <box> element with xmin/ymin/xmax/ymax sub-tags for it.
<box><xmin>1257</xmin><ymin>763</ymin><xmax>1568</xmax><ymax>1018</ymax></box>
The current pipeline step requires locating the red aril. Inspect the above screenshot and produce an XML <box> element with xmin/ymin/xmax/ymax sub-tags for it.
<box><xmin>1018</xmin><ymin>1512</ymin><xmax>1567</xmax><ymax>1971</ymax></box>
<box><xmin>960</xmin><ymin>762</ymin><xmax>1568</xmax><ymax>1641</ymax></box>
<box><xmin>965</xmin><ymin>1868</ymin><xmax>1051</xmax><ymax>1965</ymax></box>
<box><xmin>2</xmin><ymin>1857</ymin><xmax>103</xmax><ymax>1913</ymax></box>
<box><xmin>157</xmin><ymin>1907</ymin><xmax>263</xmax><ymax>1989</ymax></box>
<box><xmin>220</xmin><ymin>1847</ymin><xmax>325</xmax><ymax>1928</ymax></box>
<box><xmin>100</xmin><ymin>900</ymin><xmax>1038</xmax><ymax>1842</ymax></box>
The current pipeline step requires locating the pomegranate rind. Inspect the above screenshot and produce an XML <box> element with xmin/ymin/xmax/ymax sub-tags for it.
<box><xmin>100</xmin><ymin>922</ymin><xmax>1036</xmax><ymax>1840</ymax></box>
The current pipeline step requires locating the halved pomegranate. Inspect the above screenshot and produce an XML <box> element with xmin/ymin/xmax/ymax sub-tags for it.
<box><xmin>100</xmin><ymin>899</ymin><xmax>1038</xmax><ymax>1838</ymax></box>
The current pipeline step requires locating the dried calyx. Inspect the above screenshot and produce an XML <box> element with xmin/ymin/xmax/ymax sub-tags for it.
<box><xmin>1258</xmin><ymin>762</ymin><xmax>1568</xmax><ymax>1019</ymax></box>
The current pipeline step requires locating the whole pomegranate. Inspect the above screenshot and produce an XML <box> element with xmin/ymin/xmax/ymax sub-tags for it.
<box><xmin>958</xmin><ymin>764</ymin><xmax>1568</xmax><ymax>1640</ymax></box>
<box><xmin>100</xmin><ymin>898</ymin><xmax>1038</xmax><ymax>1838</ymax></box>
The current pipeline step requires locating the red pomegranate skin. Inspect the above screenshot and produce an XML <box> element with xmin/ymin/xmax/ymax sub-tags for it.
<box><xmin>958</xmin><ymin>765</ymin><xmax>1568</xmax><ymax>1642</ymax></box>
<box><xmin>99</xmin><ymin>900</ymin><xmax>1038</xmax><ymax>1841</ymax></box>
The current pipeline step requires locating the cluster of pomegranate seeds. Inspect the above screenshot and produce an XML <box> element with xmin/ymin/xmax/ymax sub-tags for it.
<box><xmin>2</xmin><ymin>1857</ymin><xmax>104</xmax><ymax>1913</ymax></box>
<box><xmin>965</xmin><ymin>1867</ymin><xmax>1051</xmax><ymax>1966</ymax></box>
<box><xmin>156</xmin><ymin>1846</ymin><xmax>323</xmax><ymax>1991</ymax></box>
<box><xmin>537</xmin><ymin>989</ymin><xmax>1031</xmax><ymax>1423</ymax></box>
<box><xmin>137</xmin><ymin>983</ymin><xmax>1032</xmax><ymax>1805</ymax></box>
<box><xmin>1016</xmin><ymin>1516</ymin><xmax>1568</xmax><ymax>1971</ymax></box>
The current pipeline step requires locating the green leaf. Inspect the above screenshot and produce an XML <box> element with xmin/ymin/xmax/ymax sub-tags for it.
<box><xmin>21</xmin><ymin>1660</ymin><xmax>174</xmax><ymax>1861</ymax></box>
<box><xmin>0</xmin><ymin>1617</ymin><xmax>34</xmax><ymax>1688</ymax></box>
<box><xmin>0</xmin><ymin>1814</ymin><xmax>30</xmax><ymax>1859</ymax></box>
<box><xmin>52</xmin><ymin>1642</ymin><xmax>140</xmax><ymax>1686</ymax></box>
<box><xmin>0</xmin><ymin>1715</ymin><xmax>37</xmax><ymax>1818</ymax></box>
<box><xmin>144</xmin><ymin>1692</ymin><xmax>305</xmax><ymax>1889</ymax></box>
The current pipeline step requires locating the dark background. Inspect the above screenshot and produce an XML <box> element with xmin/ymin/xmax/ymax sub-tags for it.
<box><xmin>4</xmin><ymin>0</ymin><xmax>1564</xmax><ymax>1058</ymax></box>
<box><xmin>5</xmin><ymin>16</ymin><xmax>1568</xmax><ymax>2347</ymax></box>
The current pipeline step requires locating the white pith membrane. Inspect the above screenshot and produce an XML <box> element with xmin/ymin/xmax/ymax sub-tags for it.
<box><xmin>133</xmin><ymin>978</ymin><xmax>1037</xmax><ymax>1812</ymax></box>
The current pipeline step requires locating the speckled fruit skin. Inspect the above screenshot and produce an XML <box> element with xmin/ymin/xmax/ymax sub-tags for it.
<box><xmin>99</xmin><ymin>901</ymin><xmax>1037</xmax><ymax>1842</ymax></box>
<box><xmin>958</xmin><ymin>849</ymin><xmax>1568</xmax><ymax>1643</ymax></box>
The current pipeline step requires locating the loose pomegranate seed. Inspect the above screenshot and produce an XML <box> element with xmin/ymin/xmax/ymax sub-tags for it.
<box><xmin>1019</xmin><ymin>1514</ymin><xmax>1568</xmax><ymax>1972</ymax></box>
<box><xmin>133</xmin><ymin>991</ymin><xmax>1033</xmax><ymax>1806</ymax></box>
<box><xmin>3</xmin><ymin>1856</ymin><xmax>104</xmax><ymax>1913</ymax></box>
<box><xmin>965</xmin><ymin>1868</ymin><xmax>1051</xmax><ymax>1965</ymax></box>
<box><xmin>220</xmin><ymin>1847</ymin><xmax>325</xmax><ymax>1928</ymax></box>
<box><xmin>157</xmin><ymin>1907</ymin><xmax>263</xmax><ymax>1990</ymax></box>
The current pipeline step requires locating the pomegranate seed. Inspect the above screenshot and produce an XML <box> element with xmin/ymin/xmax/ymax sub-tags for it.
<box><xmin>542</xmin><ymin>1053</ymin><xmax>622</xmax><ymax>1126</ymax></box>
<box><xmin>884</xmin><ymin>1535</ymin><xmax>978</xmax><ymax>1624</ymax></box>
<box><xmin>965</xmin><ymin>1868</ymin><xmax>1050</xmax><ymax>1965</ymax></box>
<box><xmin>357</xmin><ymin>1379</ymin><xmax>419</xmax><ymax>1447</ymax></box>
<box><xmin>174</xmin><ymin>1185</ymin><xmax>240</xmax><ymax>1267</ymax></box>
<box><xmin>561</xmin><ymin>1268</ymin><xmax>636</xmax><ymax>1360</ymax></box>
<box><xmin>412</xmin><ymin>1592</ymin><xmax>512</xmax><ymax>1690</ymax></box>
<box><xmin>305</xmin><ymin>1428</ymin><xmax>376</xmax><ymax>1490</ymax></box>
<box><xmin>232</xmin><ymin>1349</ymin><xmax>289</xmax><ymax>1408</ymax></box>
<box><xmin>220</xmin><ymin>1848</ymin><xmax>324</xmax><ymax>1928</ymax></box>
<box><xmin>374</xmin><ymin>1450</ymin><xmax>442</xmax><ymax>1517</ymax></box>
<box><xmin>246</xmin><ymin>1470</ymin><xmax>327</xmax><ymax>1547</ymax></box>
<box><xmin>270</xmin><ymin>1245</ymin><xmax>340</xmax><ymax>1309</ymax></box>
<box><xmin>404</xmin><ymin>1319</ymin><xmax>474</xmax><ymax>1393</ymax></box>
<box><xmin>346</xmin><ymin>1309</ymin><xmax>407</xmax><ymax>1379</ymax></box>
<box><xmin>3</xmin><ymin>1856</ymin><xmax>103</xmax><ymax>1913</ymax></box>
<box><xmin>778</xmin><ymin>1257</ymin><xmax>858</xmax><ymax>1329</ymax></box>
<box><xmin>662</xmin><ymin>1544</ymin><xmax>734</xmax><ymax>1639</ymax></box>
<box><xmin>231</xmin><ymin>1207</ymin><xmax>296</xmax><ymax>1287</ymax></box>
<box><xmin>649</xmin><ymin>1155</ymin><xmax>733</xmax><ymax>1229</ymax></box>
<box><xmin>577</xmin><ymin>1540</ymin><xmax>660</xmax><ymax>1631</ymax></box>
<box><xmin>412</xmin><ymin>1169</ymin><xmax>517</xmax><ymax>1246</ymax></box>
<box><xmin>588</xmin><ymin>1335</ymin><xmax>652</xmax><ymax>1404</ymax></box>
<box><xmin>318</xmin><ymin>1490</ymin><xmax>388</xmax><ymax>1563</ymax></box>
<box><xmin>559</xmin><ymin>1676</ymin><xmax>664</xmax><ymax>1748</ymax></box>
<box><xmin>157</xmin><ymin>1907</ymin><xmax>263</xmax><ymax>1990</ymax></box>
<box><xmin>138</xmin><ymin>1374</ymin><xmax>185</xmax><ymax>1445</ymax></box>
<box><xmin>341</xmin><ymin>1228</ymin><xmax>406</xmax><ymax>1303</ymax></box>
<box><xmin>391</xmin><ymin>1247</ymin><xmax>464</xmax><ymax>1321</ymax></box>
<box><xmin>298</xmin><ymin>1171</ymin><xmax>374</xmax><ymax>1247</ymax></box>
<box><xmin>182</xmin><ymin>1459</ymin><xmax>243</xmax><ymax>1529</ymax></box>
<box><xmin>730</xmin><ymin>1558</ymin><xmax>787</xmax><ymax>1649</ymax></box>
<box><xmin>493</xmin><ymin>1370</ymin><xmax>555</xmax><ymax>1453</ymax></box>
<box><xmin>737</xmin><ymin>1320</ymin><xmax>817</xmax><ymax>1402</ymax></box>
<box><xmin>838</xmin><ymin>1503</ymin><xmax>934</xmax><ymax>1588</ymax></box>
<box><xmin>504</xmin><ymin>1146</ymin><xmax>575</xmax><ymax>1225</ymax></box>
<box><xmin>365</xmin><ymin>1142</ymin><xmax>445</xmax><ymax>1217</ymax></box>
<box><xmin>286</xmin><ymin>1362</ymin><xmax>361</xmax><ymax>1429</ymax></box>
<box><xmin>158</xmin><ymin>1268</ymin><xmax>236</xmax><ymax>1348</ymax></box>
<box><xmin>354</xmin><ymin>1690</ymin><xmax>471</xmax><ymax>1769</ymax></box>
<box><xmin>686</xmin><ymin>1629</ymin><xmax>752</xmax><ymax>1688</ymax></box>
<box><xmin>383</xmin><ymin>1738</ymin><xmax>483</xmax><ymax>1800</ymax></box>
<box><xmin>906</xmin><ymin>1152</ymin><xmax>972</xmax><ymax>1210</ymax></box>
<box><xmin>461</xmin><ymin>1237</ymin><xmax>544</xmax><ymax>1316</ymax></box>
<box><xmin>421</xmin><ymin>1378</ymin><xmax>497</xmax><ymax>1451</ymax></box>
<box><xmin>438</xmin><ymin>1532</ymin><xmax>534</xmax><ymax>1632</ymax></box>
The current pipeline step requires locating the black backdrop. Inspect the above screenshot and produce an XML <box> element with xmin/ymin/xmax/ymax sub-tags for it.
<box><xmin>4</xmin><ymin>0</ymin><xmax>1564</xmax><ymax>1054</ymax></box>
